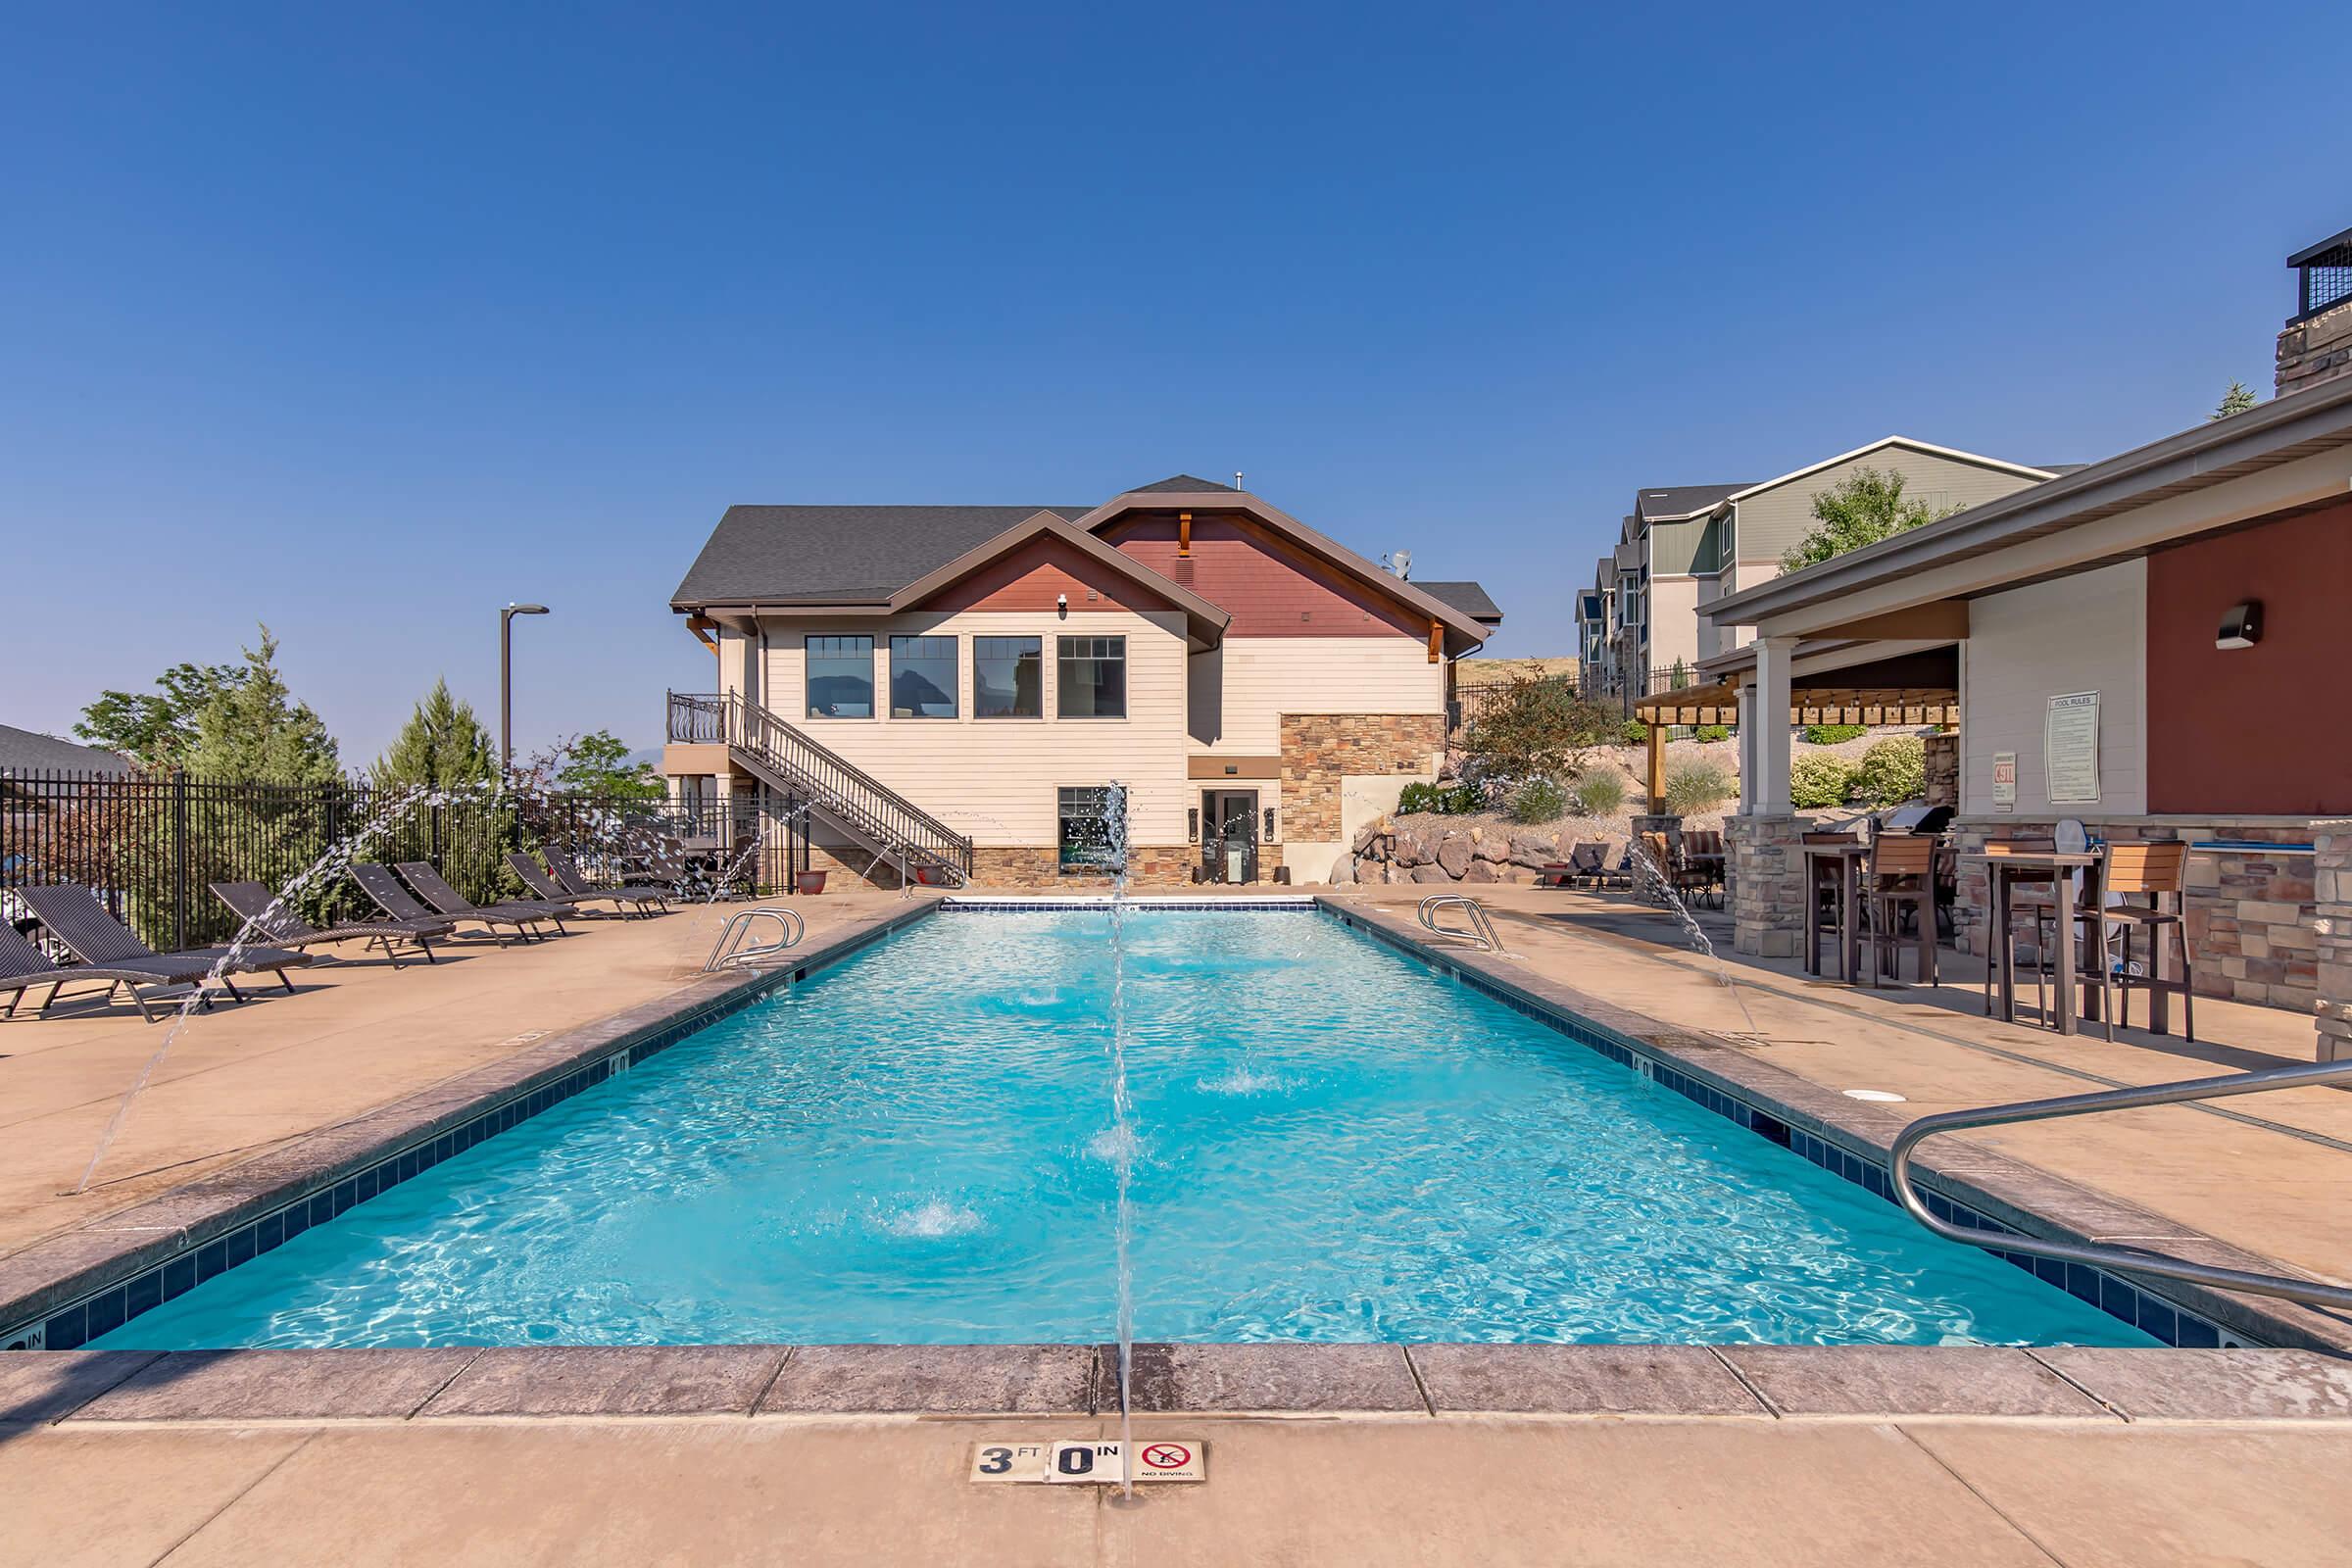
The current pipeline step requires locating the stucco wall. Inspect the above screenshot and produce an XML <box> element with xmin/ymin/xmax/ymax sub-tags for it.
<box><xmin>1959</xmin><ymin>560</ymin><xmax>2149</xmax><ymax>817</ymax></box>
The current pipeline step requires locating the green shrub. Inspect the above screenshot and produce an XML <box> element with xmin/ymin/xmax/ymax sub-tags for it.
<box><xmin>1568</xmin><ymin>769</ymin><xmax>1627</xmax><ymax>816</ymax></box>
<box><xmin>1802</xmin><ymin>722</ymin><xmax>1869</xmax><ymax>745</ymax></box>
<box><xmin>1509</xmin><ymin>777</ymin><xmax>1568</xmax><ymax>824</ymax></box>
<box><xmin>1617</xmin><ymin>718</ymin><xmax>1648</xmax><ymax>747</ymax></box>
<box><xmin>1789</xmin><ymin>753</ymin><xmax>1855</xmax><ymax>808</ymax></box>
<box><xmin>1694</xmin><ymin>724</ymin><xmax>1731</xmax><ymax>744</ymax></box>
<box><xmin>1664</xmin><ymin>760</ymin><xmax>1737</xmax><ymax>815</ymax></box>
<box><xmin>1849</xmin><ymin>736</ymin><xmax>1926</xmax><ymax>807</ymax></box>
<box><xmin>1396</xmin><ymin>780</ymin><xmax>1484</xmax><ymax>816</ymax></box>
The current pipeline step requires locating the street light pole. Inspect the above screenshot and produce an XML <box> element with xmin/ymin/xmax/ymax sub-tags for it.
<box><xmin>500</xmin><ymin>603</ymin><xmax>550</xmax><ymax>773</ymax></box>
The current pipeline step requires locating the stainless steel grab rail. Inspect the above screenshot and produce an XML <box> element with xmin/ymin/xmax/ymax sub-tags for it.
<box><xmin>1418</xmin><ymin>893</ymin><xmax>1503</xmax><ymax>954</ymax></box>
<box><xmin>702</xmin><ymin>906</ymin><xmax>806</xmax><ymax>972</ymax></box>
<box><xmin>1891</xmin><ymin>1057</ymin><xmax>2352</xmax><ymax>1310</ymax></box>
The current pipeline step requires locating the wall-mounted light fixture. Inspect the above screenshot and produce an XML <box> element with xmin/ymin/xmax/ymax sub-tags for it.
<box><xmin>1263</xmin><ymin>808</ymin><xmax>1278</xmax><ymax>842</ymax></box>
<box><xmin>1055</xmin><ymin>592</ymin><xmax>1068</xmax><ymax>619</ymax></box>
<box><xmin>2217</xmin><ymin>600</ymin><xmax>2262</xmax><ymax>650</ymax></box>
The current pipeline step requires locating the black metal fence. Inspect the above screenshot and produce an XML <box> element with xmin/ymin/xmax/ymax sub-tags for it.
<box><xmin>1</xmin><ymin>769</ymin><xmax>741</xmax><ymax>954</ymax></box>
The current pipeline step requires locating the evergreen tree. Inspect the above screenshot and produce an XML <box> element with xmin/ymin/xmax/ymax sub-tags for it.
<box><xmin>180</xmin><ymin>626</ymin><xmax>342</xmax><ymax>784</ymax></box>
<box><xmin>374</xmin><ymin>677</ymin><xmax>497</xmax><ymax>789</ymax></box>
<box><xmin>2211</xmin><ymin>380</ymin><xmax>2259</xmax><ymax>419</ymax></box>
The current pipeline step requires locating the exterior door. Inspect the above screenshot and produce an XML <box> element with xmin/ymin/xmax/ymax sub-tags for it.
<box><xmin>1201</xmin><ymin>790</ymin><xmax>1258</xmax><ymax>883</ymax></box>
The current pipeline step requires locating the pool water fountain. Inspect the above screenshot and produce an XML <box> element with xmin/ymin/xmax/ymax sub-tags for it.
<box><xmin>1100</xmin><ymin>781</ymin><xmax>1142</xmax><ymax>1501</ymax></box>
<box><xmin>1626</xmin><ymin>837</ymin><xmax>1761</xmax><ymax>1040</ymax></box>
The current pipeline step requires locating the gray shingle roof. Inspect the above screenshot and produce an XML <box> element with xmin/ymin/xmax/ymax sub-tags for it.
<box><xmin>672</xmin><ymin>505</ymin><xmax>1095</xmax><ymax>606</ymax></box>
<box><xmin>1415</xmin><ymin>580</ymin><xmax>1501</xmax><ymax>621</ymax></box>
<box><xmin>0</xmin><ymin>724</ymin><xmax>131</xmax><ymax>775</ymax></box>
<box><xmin>1635</xmin><ymin>483</ymin><xmax>1751</xmax><ymax>520</ymax></box>
<box><xmin>1128</xmin><ymin>474</ymin><xmax>1238</xmax><ymax>494</ymax></box>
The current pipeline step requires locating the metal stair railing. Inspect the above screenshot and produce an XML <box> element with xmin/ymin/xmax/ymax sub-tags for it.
<box><xmin>666</xmin><ymin>692</ymin><xmax>974</xmax><ymax>883</ymax></box>
<box><xmin>703</xmin><ymin>906</ymin><xmax>805</xmax><ymax>971</ymax></box>
<box><xmin>1419</xmin><ymin>893</ymin><xmax>1503</xmax><ymax>954</ymax></box>
<box><xmin>1890</xmin><ymin>1057</ymin><xmax>2352</xmax><ymax>1310</ymax></box>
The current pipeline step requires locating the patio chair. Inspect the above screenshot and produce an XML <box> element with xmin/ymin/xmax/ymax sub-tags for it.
<box><xmin>1638</xmin><ymin>831</ymin><xmax>1713</xmax><ymax>908</ymax></box>
<box><xmin>15</xmin><ymin>884</ymin><xmax>312</xmax><ymax>1002</ymax></box>
<box><xmin>1858</xmin><ymin>833</ymin><xmax>1937</xmax><ymax>987</ymax></box>
<box><xmin>1978</xmin><ymin>838</ymin><xmax>2056</xmax><ymax>1018</ymax></box>
<box><xmin>540</xmin><ymin>845</ymin><xmax>671</xmax><ymax>913</ymax></box>
<box><xmin>2082</xmin><ymin>841</ymin><xmax>2196</xmax><ymax>1044</ymax></box>
<box><xmin>507</xmin><ymin>853</ymin><xmax>662</xmax><ymax>918</ymax></box>
<box><xmin>211</xmin><ymin>882</ymin><xmax>451</xmax><ymax>968</ymax></box>
<box><xmin>351</xmin><ymin>862</ymin><xmax>545</xmax><ymax>946</ymax></box>
<box><xmin>394</xmin><ymin>861</ymin><xmax>576</xmax><ymax>936</ymax></box>
<box><xmin>0</xmin><ymin>920</ymin><xmax>204</xmax><ymax>1023</ymax></box>
<box><xmin>1682</xmin><ymin>828</ymin><xmax>1727</xmax><ymax>910</ymax></box>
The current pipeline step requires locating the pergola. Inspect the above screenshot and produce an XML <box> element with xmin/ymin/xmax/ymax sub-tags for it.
<box><xmin>1629</xmin><ymin>645</ymin><xmax>1959</xmax><ymax>813</ymax></box>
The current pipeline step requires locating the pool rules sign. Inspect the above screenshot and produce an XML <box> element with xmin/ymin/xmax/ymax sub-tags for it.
<box><xmin>970</xmin><ymin>1439</ymin><xmax>1206</xmax><ymax>1485</ymax></box>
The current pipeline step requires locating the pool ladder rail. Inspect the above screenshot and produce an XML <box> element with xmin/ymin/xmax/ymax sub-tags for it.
<box><xmin>1418</xmin><ymin>893</ymin><xmax>1504</xmax><ymax>955</ymax></box>
<box><xmin>702</xmin><ymin>906</ymin><xmax>806</xmax><ymax>972</ymax></box>
<box><xmin>1891</xmin><ymin>1056</ymin><xmax>2352</xmax><ymax>1311</ymax></box>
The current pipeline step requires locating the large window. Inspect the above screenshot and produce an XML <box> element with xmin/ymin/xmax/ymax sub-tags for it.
<box><xmin>805</xmin><ymin>635</ymin><xmax>874</xmax><ymax>718</ymax></box>
<box><xmin>889</xmin><ymin>635</ymin><xmax>958</xmax><ymax>718</ymax></box>
<box><xmin>1056</xmin><ymin>635</ymin><xmax>1126</xmax><ymax>718</ymax></box>
<box><xmin>973</xmin><ymin>635</ymin><xmax>1042</xmax><ymax>718</ymax></box>
<box><xmin>1057</xmin><ymin>786</ymin><xmax>1125</xmax><ymax>875</ymax></box>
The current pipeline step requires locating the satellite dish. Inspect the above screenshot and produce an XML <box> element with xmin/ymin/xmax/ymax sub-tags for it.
<box><xmin>1389</xmin><ymin>550</ymin><xmax>1412</xmax><ymax>580</ymax></box>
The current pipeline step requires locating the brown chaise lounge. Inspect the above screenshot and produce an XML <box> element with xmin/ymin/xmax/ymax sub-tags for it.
<box><xmin>544</xmin><ymin>844</ymin><xmax>672</xmax><ymax>911</ymax></box>
<box><xmin>507</xmin><ymin>853</ymin><xmax>665</xmax><ymax>918</ymax></box>
<box><xmin>211</xmin><ymin>881</ymin><xmax>453</xmax><ymax>968</ymax></box>
<box><xmin>15</xmin><ymin>884</ymin><xmax>313</xmax><ymax>1004</ymax></box>
<box><xmin>351</xmin><ymin>862</ymin><xmax>546</xmax><ymax>946</ymax></box>
<box><xmin>394</xmin><ymin>861</ymin><xmax>576</xmax><ymax>937</ymax></box>
<box><xmin>0</xmin><ymin>921</ymin><xmax>204</xmax><ymax>1022</ymax></box>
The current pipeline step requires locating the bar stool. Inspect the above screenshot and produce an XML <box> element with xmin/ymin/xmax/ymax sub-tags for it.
<box><xmin>1861</xmin><ymin>833</ymin><xmax>1937</xmax><ymax>986</ymax></box>
<box><xmin>2087</xmin><ymin>841</ymin><xmax>2197</xmax><ymax>1043</ymax></box>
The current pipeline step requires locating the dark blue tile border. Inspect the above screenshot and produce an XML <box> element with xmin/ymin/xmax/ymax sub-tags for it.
<box><xmin>1324</xmin><ymin>905</ymin><xmax>2247</xmax><ymax>1349</ymax></box>
<box><xmin>2</xmin><ymin>905</ymin><xmax>929</xmax><ymax>1353</ymax></box>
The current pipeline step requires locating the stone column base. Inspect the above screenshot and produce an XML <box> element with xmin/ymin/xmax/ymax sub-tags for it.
<box><xmin>2317</xmin><ymin>819</ymin><xmax>2350</xmax><ymax>1063</ymax></box>
<box><xmin>1728</xmin><ymin>813</ymin><xmax>1805</xmax><ymax>959</ymax></box>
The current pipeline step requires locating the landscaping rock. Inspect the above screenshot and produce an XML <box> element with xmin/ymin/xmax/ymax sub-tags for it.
<box><xmin>1436</xmin><ymin>833</ymin><xmax>1473</xmax><ymax>877</ymax></box>
<box><xmin>1394</xmin><ymin>827</ymin><xmax>1433</xmax><ymax>867</ymax></box>
<box><xmin>1472</xmin><ymin>830</ymin><xmax>1511</xmax><ymax>864</ymax></box>
<box><xmin>1328</xmin><ymin>855</ymin><xmax>1355</xmax><ymax>886</ymax></box>
<box><xmin>1409</xmin><ymin>863</ymin><xmax>1453</xmax><ymax>884</ymax></box>
<box><xmin>1462</xmin><ymin>861</ymin><xmax>1497</xmax><ymax>883</ymax></box>
<box><xmin>1507</xmin><ymin>828</ymin><xmax>1557</xmax><ymax>869</ymax></box>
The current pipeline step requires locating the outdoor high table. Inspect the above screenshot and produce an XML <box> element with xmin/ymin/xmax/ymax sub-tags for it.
<box><xmin>1967</xmin><ymin>849</ymin><xmax>2100</xmax><ymax>1035</ymax></box>
<box><xmin>1800</xmin><ymin>841</ymin><xmax>1871</xmax><ymax>983</ymax></box>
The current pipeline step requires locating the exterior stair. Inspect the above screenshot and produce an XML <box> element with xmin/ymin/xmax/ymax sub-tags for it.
<box><xmin>666</xmin><ymin>692</ymin><xmax>974</xmax><ymax>885</ymax></box>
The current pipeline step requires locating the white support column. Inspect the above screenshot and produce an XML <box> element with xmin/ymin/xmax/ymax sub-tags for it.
<box><xmin>1753</xmin><ymin>636</ymin><xmax>1798</xmax><ymax>816</ymax></box>
<box><xmin>1736</xmin><ymin>684</ymin><xmax>1757</xmax><ymax>814</ymax></box>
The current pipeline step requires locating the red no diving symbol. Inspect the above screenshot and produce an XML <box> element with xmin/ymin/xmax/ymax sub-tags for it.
<box><xmin>1140</xmin><ymin>1443</ymin><xmax>1192</xmax><ymax>1469</ymax></box>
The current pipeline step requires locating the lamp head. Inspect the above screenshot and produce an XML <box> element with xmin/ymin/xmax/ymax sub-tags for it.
<box><xmin>506</xmin><ymin>602</ymin><xmax>550</xmax><ymax>615</ymax></box>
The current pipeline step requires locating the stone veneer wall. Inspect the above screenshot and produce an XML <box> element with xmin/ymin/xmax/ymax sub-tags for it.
<box><xmin>1950</xmin><ymin>817</ymin><xmax>2319</xmax><ymax>1010</ymax></box>
<box><xmin>2316</xmin><ymin>820</ymin><xmax>2349</xmax><ymax>1063</ymax></box>
<box><xmin>1279</xmin><ymin>712</ymin><xmax>1446</xmax><ymax>845</ymax></box>
<box><xmin>1727</xmin><ymin>814</ymin><xmax>1805</xmax><ymax>958</ymax></box>
<box><xmin>2277</xmin><ymin>299</ymin><xmax>2352</xmax><ymax>399</ymax></box>
<box><xmin>1923</xmin><ymin>732</ymin><xmax>1958</xmax><ymax>809</ymax></box>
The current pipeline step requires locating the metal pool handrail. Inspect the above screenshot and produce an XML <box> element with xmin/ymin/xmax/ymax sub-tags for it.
<box><xmin>1890</xmin><ymin>1058</ymin><xmax>2352</xmax><ymax>1310</ymax></box>
<box><xmin>1418</xmin><ymin>894</ymin><xmax>1502</xmax><ymax>954</ymax></box>
<box><xmin>702</xmin><ymin>906</ymin><xmax>806</xmax><ymax>972</ymax></box>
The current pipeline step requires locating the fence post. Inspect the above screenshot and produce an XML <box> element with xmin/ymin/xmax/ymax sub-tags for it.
<box><xmin>170</xmin><ymin>768</ymin><xmax>190</xmax><ymax>953</ymax></box>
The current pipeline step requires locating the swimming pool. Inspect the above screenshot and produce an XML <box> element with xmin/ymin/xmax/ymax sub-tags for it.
<box><xmin>95</xmin><ymin>907</ymin><xmax>2149</xmax><ymax>1348</ymax></box>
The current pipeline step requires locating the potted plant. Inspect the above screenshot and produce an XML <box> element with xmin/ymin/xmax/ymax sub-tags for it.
<box><xmin>795</xmin><ymin>869</ymin><xmax>828</xmax><ymax>896</ymax></box>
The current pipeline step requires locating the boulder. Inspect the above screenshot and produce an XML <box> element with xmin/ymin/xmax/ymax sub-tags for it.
<box><xmin>1394</xmin><ymin>827</ymin><xmax>1433</xmax><ymax>867</ymax></box>
<box><xmin>1472</xmin><ymin>830</ymin><xmax>1511</xmax><ymax>864</ymax></box>
<box><xmin>1507</xmin><ymin>828</ymin><xmax>1559</xmax><ymax>869</ymax></box>
<box><xmin>1462</xmin><ymin>860</ymin><xmax>1497</xmax><ymax>883</ymax></box>
<box><xmin>1496</xmin><ymin>865</ymin><xmax>1534</xmax><ymax>885</ymax></box>
<box><xmin>1436</xmin><ymin>833</ymin><xmax>1473</xmax><ymax>877</ymax></box>
<box><xmin>1409</xmin><ymin>863</ymin><xmax>1455</xmax><ymax>884</ymax></box>
<box><xmin>1327</xmin><ymin>855</ymin><xmax>1355</xmax><ymax>886</ymax></box>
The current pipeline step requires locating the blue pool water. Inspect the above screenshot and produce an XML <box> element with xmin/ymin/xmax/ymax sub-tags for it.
<box><xmin>96</xmin><ymin>909</ymin><xmax>2148</xmax><ymax>1348</ymax></box>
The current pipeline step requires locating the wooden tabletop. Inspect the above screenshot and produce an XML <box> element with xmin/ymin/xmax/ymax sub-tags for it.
<box><xmin>1799</xmin><ymin>842</ymin><xmax>1870</xmax><ymax>856</ymax></box>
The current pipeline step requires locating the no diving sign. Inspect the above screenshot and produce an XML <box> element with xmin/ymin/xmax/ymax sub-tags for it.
<box><xmin>970</xmin><ymin>1439</ymin><xmax>1205</xmax><ymax>1485</ymax></box>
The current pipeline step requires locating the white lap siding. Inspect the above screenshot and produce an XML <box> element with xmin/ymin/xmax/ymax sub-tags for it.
<box><xmin>1959</xmin><ymin>560</ymin><xmax>2149</xmax><ymax>817</ymax></box>
<box><xmin>752</xmin><ymin>610</ymin><xmax>1192</xmax><ymax>848</ymax></box>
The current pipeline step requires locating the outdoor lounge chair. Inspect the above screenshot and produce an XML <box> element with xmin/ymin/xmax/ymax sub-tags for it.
<box><xmin>541</xmin><ymin>846</ymin><xmax>672</xmax><ymax>906</ymax></box>
<box><xmin>524</xmin><ymin>848</ymin><xmax>669</xmax><ymax>915</ymax></box>
<box><xmin>0</xmin><ymin>920</ymin><xmax>204</xmax><ymax>1022</ymax></box>
<box><xmin>15</xmin><ymin>884</ymin><xmax>312</xmax><ymax>1002</ymax></box>
<box><xmin>393</xmin><ymin>861</ymin><xmax>576</xmax><ymax>937</ymax></box>
<box><xmin>211</xmin><ymin>882</ymin><xmax>452</xmax><ymax>968</ymax></box>
<box><xmin>351</xmin><ymin>862</ymin><xmax>546</xmax><ymax>946</ymax></box>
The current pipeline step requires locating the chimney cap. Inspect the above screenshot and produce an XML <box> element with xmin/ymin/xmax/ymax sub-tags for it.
<box><xmin>2287</xmin><ymin>224</ymin><xmax>2352</xmax><ymax>270</ymax></box>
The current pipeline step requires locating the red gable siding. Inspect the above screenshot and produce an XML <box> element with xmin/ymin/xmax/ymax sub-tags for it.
<box><xmin>914</xmin><ymin>533</ymin><xmax>1178</xmax><ymax>614</ymax></box>
<box><xmin>1103</xmin><ymin>514</ymin><xmax>1425</xmax><ymax>638</ymax></box>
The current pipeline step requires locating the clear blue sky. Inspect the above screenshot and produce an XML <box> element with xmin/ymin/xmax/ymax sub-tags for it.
<box><xmin>4</xmin><ymin>2</ymin><xmax>2332</xmax><ymax>762</ymax></box>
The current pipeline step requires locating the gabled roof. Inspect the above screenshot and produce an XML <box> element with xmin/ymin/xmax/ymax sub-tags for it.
<box><xmin>1128</xmin><ymin>473</ymin><xmax>1238</xmax><ymax>494</ymax></box>
<box><xmin>0</xmin><ymin>724</ymin><xmax>131</xmax><ymax>775</ymax></box>
<box><xmin>1720</xmin><ymin>437</ymin><xmax>2052</xmax><ymax>506</ymax></box>
<box><xmin>1415</xmin><ymin>580</ymin><xmax>1502</xmax><ymax>624</ymax></box>
<box><xmin>1635</xmin><ymin>483</ymin><xmax>1752</xmax><ymax>522</ymax></box>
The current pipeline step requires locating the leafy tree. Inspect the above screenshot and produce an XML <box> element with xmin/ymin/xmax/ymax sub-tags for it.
<box><xmin>2211</xmin><ymin>380</ymin><xmax>2259</xmax><ymax>420</ymax></box>
<box><xmin>1459</xmin><ymin>675</ymin><xmax>1619</xmax><ymax>798</ymax></box>
<box><xmin>180</xmin><ymin>627</ymin><xmax>341</xmax><ymax>785</ymax></box>
<box><xmin>74</xmin><ymin>661</ymin><xmax>245</xmax><ymax>767</ymax></box>
<box><xmin>1780</xmin><ymin>467</ymin><xmax>1961</xmax><ymax>572</ymax></box>
<box><xmin>374</xmin><ymin>678</ymin><xmax>497</xmax><ymax>789</ymax></box>
<box><xmin>543</xmin><ymin>729</ymin><xmax>665</xmax><ymax>800</ymax></box>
